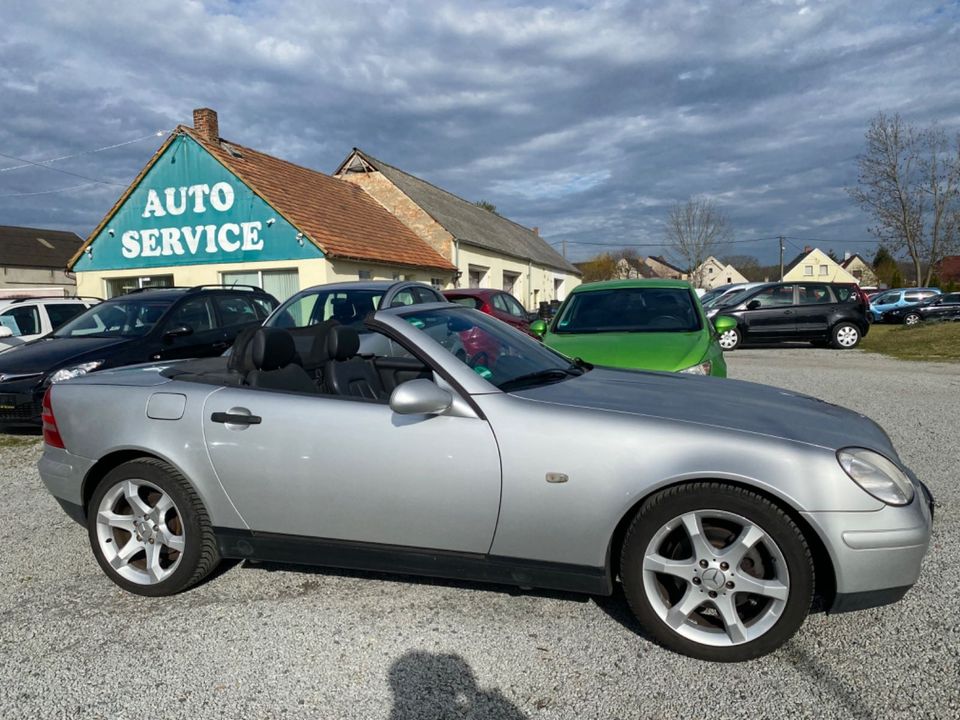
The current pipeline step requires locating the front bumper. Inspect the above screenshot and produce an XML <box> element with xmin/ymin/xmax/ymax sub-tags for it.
<box><xmin>804</xmin><ymin>478</ymin><xmax>934</xmax><ymax>613</ymax></box>
<box><xmin>0</xmin><ymin>381</ymin><xmax>43</xmax><ymax>426</ymax></box>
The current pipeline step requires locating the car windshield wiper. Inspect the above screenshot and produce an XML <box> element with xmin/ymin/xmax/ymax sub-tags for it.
<box><xmin>499</xmin><ymin>365</ymin><xmax>584</xmax><ymax>392</ymax></box>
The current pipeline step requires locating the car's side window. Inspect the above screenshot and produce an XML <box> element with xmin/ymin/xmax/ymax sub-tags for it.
<box><xmin>876</xmin><ymin>292</ymin><xmax>899</xmax><ymax>304</ymax></box>
<box><xmin>167</xmin><ymin>297</ymin><xmax>217</xmax><ymax>333</ymax></box>
<box><xmin>491</xmin><ymin>294</ymin><xmax>509</xmax><ymax>313</ymax></box>
<box><xmin>214</xmin><ymin>295</ymin><xmax>259</xmax><ymax>328</ymax></box>
<box><xmin>413</xmin><ymin>287</ymin><xmax>441</xmax><ymax>304</ymax></box>
<box><xmin>748</xmin><ymin>286</ymin><xmax>794</xmax><ymax>308</ymax></box>
<box><xmin>450</xmin><ymin>297</ymin><xmax>482</xmax><ymax>309</ymax></box>
<box><xmin>45</xmin><ymin>303</ymin><xmax>87</xmax><ymax>330</ymax></box>
<box><xmin>796</xmin><ymin>284</ymin><xmax>834</xmax><ymax>305</ymax></box>
<box><xmin>502</xmin><ymin>294</ymin><xmax>527</xmax><ymax>318</ymax></box>
<box><xmin>0</xmin><ymin>305</ymin><xmax>40</xmax><ymax>336</ymax></box>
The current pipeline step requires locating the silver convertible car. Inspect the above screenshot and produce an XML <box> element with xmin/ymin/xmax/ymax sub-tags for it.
<box><xmin>38</xmin><ymin>303</ymin><xmax>933</xmax><ymax>662</ymax></box>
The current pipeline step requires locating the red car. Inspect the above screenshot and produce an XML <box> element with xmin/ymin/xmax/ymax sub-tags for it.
<box><xmin>442</xmin><ymin>289</ymin><xmax>536</xmax><ymax>336</ymax></box>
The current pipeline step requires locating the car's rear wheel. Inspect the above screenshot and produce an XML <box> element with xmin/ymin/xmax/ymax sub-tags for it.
<box><xmin>87</xmin><ymin>458</ymin><xmax>220</xmax><ymax>596</ymax></box>
<box><xmin>620</xmin><ymin>483</ymin><xmax>813</xmax><ymax>662</ymax></box>
<box><xmin>831</xmin><ymin>323</ymin><xmax>861</xmax><ymax>349</ymax></box>
<box><xmin>903</xmin><ymin>313</ymin><xmax>921</xmax><ymax>326</ymax></box>
<box><xmin>718</xmin><ymin>328</ymin><xmax>741</xmax><ymax>351</ymax></box>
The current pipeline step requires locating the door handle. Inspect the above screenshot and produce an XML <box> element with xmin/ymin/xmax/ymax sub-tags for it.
<box><xmin>211</xmin><ymin>412</ymin><xmax>262</xmax><ymax>425</ymax></box>
<box><xmin>783</xmin><ymin>310</ymin><xmax>793</xmax><ymax>315</ymax></box>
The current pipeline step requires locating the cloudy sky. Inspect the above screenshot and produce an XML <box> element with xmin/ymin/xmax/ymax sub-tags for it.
<box><xmin>1</xmin><ymin>0</ymin><xmax>958</xmax><ymax>264</ymax></box>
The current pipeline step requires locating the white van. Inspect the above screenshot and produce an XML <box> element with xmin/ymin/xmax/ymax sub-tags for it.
<box><xmin>0</xmin><ymin>297</ymin><xmax>100</xmax><ymax>353</ymax></box>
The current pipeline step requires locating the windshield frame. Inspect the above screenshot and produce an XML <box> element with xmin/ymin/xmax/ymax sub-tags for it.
<box><xmin>52</xmin><ymin>297</ymin><xmax>175</xmax><ymax>339</ymax></box>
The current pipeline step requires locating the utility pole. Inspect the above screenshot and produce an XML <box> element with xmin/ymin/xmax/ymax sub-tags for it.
<box><xmin>562</xmin><ymin>239</ymin><xmax>567</xmax><ymax>259</ymax></box>
<box><xmin>778</xmin><ymin>236</ymin><xmax>785</xmax><ymax>281</ymax></box>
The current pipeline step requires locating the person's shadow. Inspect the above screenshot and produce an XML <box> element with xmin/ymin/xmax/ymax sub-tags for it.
<box><xmin>388</xmin><ymin>651</ymin><xmax>527</xmax><ymax>720</ymax></box>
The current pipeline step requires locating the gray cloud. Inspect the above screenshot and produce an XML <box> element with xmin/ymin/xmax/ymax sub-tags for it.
<box><xmin>1</xmin><ymin>0</ymin><xmax>958</xmax><ymax>263</ymax></box>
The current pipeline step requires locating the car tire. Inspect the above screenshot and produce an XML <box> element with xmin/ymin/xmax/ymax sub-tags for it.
<box><xmin>718</xmin><ymin>328</ymin><xmax>741</xmax><ymax>351</ymax></box>
<box><xmin>831</xmin><ymin>323</ymin><xmax>861</xmax><ymax>349</ymax></box>
<box><xmin>903</xmin><ymin>313</ymin><xmax>921</xmax><ymax>326</ymax></box>
<box><xmin>87</xmin><ymin>458</ymin><xmax>220</xmax><ymax>596</ymax></box>
<box><xmin>620</xmin><ymin>482</ymin><xmax>814</xmax><ymax>662</ymax></box>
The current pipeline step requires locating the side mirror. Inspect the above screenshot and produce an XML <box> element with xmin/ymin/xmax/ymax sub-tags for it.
<box><xmin>163</xmin><ymin>325</ymin><xmax>193</xmax><ymax>342</ymax></box>
<box><xmin>713</xmin><ymin>315</ymin><xmax>737</xmax><ymax>334</ymax></box>
<box><xmin>529</xmin><ymin>319</ymin><xmax>547</xmax><ymax>338</ymax></box>
<box><xmin>0</xmin><ymin>326</ymin><xmax>12</xmax><ymax>339</ymax></box>
<box><xmin>746</xmin><ymin>300</ymin><xmax>762</xmax><ymax>311</ymax></box>
<box><xmin>389</xmin><ymin>379</ymin><xmax>453</xmax><ymax>416</ymax></box>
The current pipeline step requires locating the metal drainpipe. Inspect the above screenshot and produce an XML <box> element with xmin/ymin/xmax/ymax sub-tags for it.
<box><xmin>454</xmin><ymin>239</ymin><xmax>460</xmax><ymax>287</ymax></box>
<box><xmin>527</xmin><ymin>259</ymin><xmax>533</xmax><ymax>309</ymax></box>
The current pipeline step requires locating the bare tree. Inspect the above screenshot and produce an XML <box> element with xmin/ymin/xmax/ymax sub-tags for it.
<box><xmin>663</xmin><ymin>197</ymin><xmax>733</xmax><ymax>287</ymax></box>
<box><xmin>849</xmin><ymin>113</ymin><xmax>960</xmax><ymax>286</ymax></box>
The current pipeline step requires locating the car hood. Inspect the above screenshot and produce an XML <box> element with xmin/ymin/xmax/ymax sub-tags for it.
<box><xmin>513</xmin><ymin>367</ymin><xmax>895</xmax><ymax>454</ymax></box>
<box><xmin>545</xmin><ymin>331</ymin><xmax>709</xmax><ymax>371</ymax></box>
<box><xmin>0</xmin><ymin>336</ymin><xmax>133</xmax><ymax>375</ymax></box>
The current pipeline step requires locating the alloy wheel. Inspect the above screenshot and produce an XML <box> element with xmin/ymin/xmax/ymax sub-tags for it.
<box><xmin>904</xmin><ymin>314</ymin><xmax>921</xmax><ymax>326</ymax></box>
<box><xmin>95</xmin><ymin>478</ymin><xmax>185</xmax><ymax>585</ymax></box>
<box><xmin>641</xmin><ymin>510</ymin><xmax>790</xmax><ymax>647</ymax></box>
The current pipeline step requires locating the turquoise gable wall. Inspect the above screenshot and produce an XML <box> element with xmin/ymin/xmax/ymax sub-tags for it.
<box><xmin>74</xmin><ymin>134</ymin><xmax>322</xmax><ymax>271</ymax></box>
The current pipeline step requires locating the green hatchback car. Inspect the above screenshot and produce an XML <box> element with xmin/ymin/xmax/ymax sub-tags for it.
<box><xmin>531</xmin><ymin>279</ymin><xmax>735</xmax><ymax>377</ymax></box>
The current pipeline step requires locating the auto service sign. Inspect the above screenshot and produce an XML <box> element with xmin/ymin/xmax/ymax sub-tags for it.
<box><xmin>73</xmin><ymin>134</ymin><xmax>321</xmax><ymax>271</ymax></box>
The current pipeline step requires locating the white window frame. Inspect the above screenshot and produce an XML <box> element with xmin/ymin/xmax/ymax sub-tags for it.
<box><xmin>220</xmin><ymin>268</ymin><xmax>298</xmax><ymax>290</ymax></box>
<box><xmin>803</xmin><ymin>265</ymin><xmax>813</xmax><ymax>276</ymax></box>
<box><xmin>819</xmin><ymin>265</ymin><xmax>829</xmax><ymax>276</ymax></box>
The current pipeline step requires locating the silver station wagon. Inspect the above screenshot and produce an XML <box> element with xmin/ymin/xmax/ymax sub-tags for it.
<box><xmin>38</xmin><ymin>303</ymin><xmax>933</xmax><ymax>661</ymax></box>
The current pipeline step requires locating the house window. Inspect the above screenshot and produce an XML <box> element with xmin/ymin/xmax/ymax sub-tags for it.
<box><xmin>803</xmin><ymin>265</ymin><xmax>813</xmax><ymax>276</ymax></box>
<box><xmin>358</xmin><ymin>269</ymin><xmax>372</xmax><ymax>280</ymax></box>
<box><xmin>852</xmin><ymin>269</ymin><xmax>862</xmax><ymax>280</ymax></box>
<box><xmin>104</xmin><ymin>275</ymin><xmax>174</xmax><ymax>298</ymax></box>
<box><xmin>430</xmin><ymin>278</ymin><xmax>444</xmax><ymax>290</ymax></box>
<box><xmin>819</xmin><ymin>265</ymin><xmax>828</xmax><ymax>276</ymax></box>
<box><xmin>503</xmin><ymin>271</ymin><xmax>520</xmax><ymax>294</ymax></box>
<box><xmin>468</xmin><ymin>265</ymin><xmax>488</xmax><ymax>288</ymax></box>
<box><xmin>554</xmin><ymin>278</ymin><xmax>565</xmax><ymax>301</ymax></box>
<box><xmin>221</xmin><ymin>269</ymin><xmax>300</xmax><ymax>302</ymax></box>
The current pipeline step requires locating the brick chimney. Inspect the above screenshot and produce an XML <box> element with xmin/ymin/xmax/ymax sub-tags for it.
<box><xmin>193</xmin><ymin>108</ymin><xmax>219</xmax><ymax>142</ymax></box>
<box><xmin>804</xmin><ymin>245</ymin><xmax>812</xmax><ymax>253</ymax></box>
<box><xmin>532</xmin><ymin>226</ymin><xmax>539</xmax><ymax>236</ymax></box>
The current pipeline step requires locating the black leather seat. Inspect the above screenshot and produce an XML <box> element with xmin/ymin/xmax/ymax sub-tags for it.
<box><xmin>323</xmin><ymin>326</ymin><xmax>385</xmax><ymax>400</ymax></box>
<box><xmin>246</xmin><ymin>328</ymin><xmax>318</xmax><ymax>393</ymax></box>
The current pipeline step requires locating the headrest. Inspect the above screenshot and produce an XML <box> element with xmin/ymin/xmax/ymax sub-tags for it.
<box><xmin>331</xmin><ymin>299</ymin><xmax>357</xmax><ymax>322</ymax></box>
<box><xmin>251</xmin><ymin>328</ymin><xmax>296</xmax><ymax>371</ymax></box>
<box><xmin>326</xmin><ymin>325</ymin><xmax>360</xmax><ymax>361</ymax></box>
<box><xmin>306</xmin><ymin>319</ymin><xmax>339</xmax><ymax>365</ymax></box>
<box><xmin>228</xmin><ymin>326</ymin><xmax>260</xmax><ymax>374</ymax></box>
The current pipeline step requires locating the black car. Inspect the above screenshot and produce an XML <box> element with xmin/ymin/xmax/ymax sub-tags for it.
<box><xmin>0</xmin><ymin>285</ymin><xmax>278</xmax><ymax>426</ymax></box>
<box><xmin>883</xmin><ymin>292</ymin><xmax>960</xmax><ymax>325</ymax></box>
<box><xmin>712</xmin><ymin>281</ymin><xmax>870</xmax><ymax>351</ymax></box>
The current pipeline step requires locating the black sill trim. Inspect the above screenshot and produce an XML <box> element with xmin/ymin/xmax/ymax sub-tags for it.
<box><xmin>214</xmin><ymin>527</ymin><xmax>611</xmax><ymax>596</ymax></box>
<box><xmin>55</xmin><ymin>498</ymin><xmax>86</xmax><ymax>526</ymax></box>
<box><xmin>829</xmin><ymin>585</ymin><xmax>911</xmax><ymax>614</ymax></box>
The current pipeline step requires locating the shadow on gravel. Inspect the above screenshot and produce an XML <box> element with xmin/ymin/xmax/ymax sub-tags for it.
<box><xmin>591</xmin><ymin>585</ymin><xmax>656</xmax><ymax>644</ymax></box>
<box><xmin>783</xmin><ymin>645</ymin><xmax>876</xmax><ymax>720</ymax></box>
<box><xmin>247</xmin><ymin>560</ymin><xmax>593</xmax><ymax>604</ymax></box>
<box><xmin>388</xmin><ymin>651</ymin><xmax>527</xmax><ymax>719</ymax></box>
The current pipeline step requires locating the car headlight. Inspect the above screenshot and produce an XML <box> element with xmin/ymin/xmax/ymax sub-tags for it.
<box><xmin>837</xmin><ymin>447</ymin><xmax>915</xmax><ymax>506</ymax></box>
<box><xmin>46</xmin><ymin>360</ymin><xmax>104</xmax><ymax>385</ymax></box>
<box><xmin>679</xmin><ymin>360</ymin><xmax>712</xmax><ymax>375</ymax></box>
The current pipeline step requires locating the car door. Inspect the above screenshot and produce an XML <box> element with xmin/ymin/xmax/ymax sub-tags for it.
<box><xmin>0</xmin><ymin>303</ymin><xmax>43</xmax><ymax>343</ymax></box>
<box><xmin>793</xmin><ymin>284</ymin><xmax>835</xmax><ymax>337</ymax></box>
<box><xmin>43</xmin><ymin>302</ymin><xmax>89</xmax><ymax>335</ymax></box>
<box><xmin>489</xmin><ymin>293</ymin><xmax>523</xmax><ymax>331</ymax></box>
<box><xmin>500</xmin><ymin>293</ymin><xmax>533</xmax><ymax>332</ymax></box>
<box><xmin>211</xmin><ymin>294</ymin><xmax>268</xmax><ymax>346</ymax></box>
<box><xmin>927</xmin><ymin>293</ymin><xmax>960</xmax><ymax>320</ymax></box>
<box><xmin>153</xmin><ymin>296</ymin><xmax>226</xmax><ymax>360</ymax></box>
<box><xmin>738</xmin><ymin>285</ymin><xmax>797</xmax><ymax>340</ymax></box>
<box><xmin>871</xmin><ymin>291</ymin><xmax>901</xmax><ymax>318</ymax></box>
<box><xmin>201</xmin><ymin>384</ymin><xmax>502</xmax><ymax>553</ymax></box>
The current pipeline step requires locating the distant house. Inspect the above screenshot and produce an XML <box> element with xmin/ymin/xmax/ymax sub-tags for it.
<box><xmin>839</xmin><ymin>254</ymin><xmax>878</xmax><ymax>287</ymax></box>
<box><xmin>690</xmin><ymin>256</ymin><xmax>748</xmax><ymax>290</ymax></box>
<box><xmin>782</xmin><ymin>247</ymin><xmax>857</xmax><ymax>284</ymax></box>
<box><xmin>615</xmin><ymin>257</ymin><xmax>657</xmax><ymax>280</ymax></box>
<box><xmin>0</xmin><ymin>225</ymin><xmax>81</xmax><ymax>293</ymax></box>
<box><xmin>644</xmin><ymin>255</ymin><xmax>688</xmax><ymax>280</ymax></box>
<box><xmin>937</xmin><ymin>255</ymin><xmax>960</xmax><ymax>286</ymax></box>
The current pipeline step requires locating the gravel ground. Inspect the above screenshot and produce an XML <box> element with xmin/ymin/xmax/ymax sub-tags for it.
<box><xmin>1</xmin><ymin>348</ymin><xmax>957</xmax><ymax>719</ymax></box>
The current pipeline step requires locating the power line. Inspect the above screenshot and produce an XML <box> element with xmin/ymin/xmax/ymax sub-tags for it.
<box><xmin>0</xmin><ymin>182</ymin><xmax>103</xmax><ymax>198</ymax></box>
<box><xmin>0</xmin><ymin>149</ymin><xmax>124</xmax><ymax>186</ymax></box>
<box><xmin>547</xmin><ymin>236</ymin><xmax>782</xmax><ymax>248</ymax></box>
<box><xmin>0</xmin><ymin>131</ymin><xmax>168</xmax><ymax>173</ymax></box>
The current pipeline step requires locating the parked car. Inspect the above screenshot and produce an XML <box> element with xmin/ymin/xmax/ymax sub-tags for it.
<box><xmin>868</xmin><ymin>288</ymin><xmax>941</xmax><ymax>322</ymax></box>
<box><xmin>0</xmin><ymin>285</ymin><xmax>277</xmax><ymax>426</ymax></box>
<box><xmin>0</xmin><ymin>296</ymin><xmax>99</xmax><ymax>353</ymax></box>
<box><xmin>38</xmin><ymin>302</ymin><xmax>933</xmax><ymax>661</ymax></box>
<box><xmin>715</xmin><ymin>282</ymin><xmax>870</xmax><ymax>351</ymax></box>
<box><xmin>700</xmin><ymin>282</ymin><xmax>766</xmax><ymax>311</ymax></box>
<box><xmin>529</xmin><ymin>280</ymin><xmax>734</xmax><ymax>377</ymax></box>
<box><xmin>442</xmin><ymin>288</ymin><xmax>536</xmax><ymax>336</ymax></box>
<box><xmin>882</xmin><ymin>292</ymin><xmax>960</xmax><ymax>324</ymax></box>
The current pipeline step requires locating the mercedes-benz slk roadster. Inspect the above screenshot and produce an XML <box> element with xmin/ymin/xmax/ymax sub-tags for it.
<box><xmin>38</xmin><ymin>303</ymin><xmax>933</xmax><ymax>661</ymax></box>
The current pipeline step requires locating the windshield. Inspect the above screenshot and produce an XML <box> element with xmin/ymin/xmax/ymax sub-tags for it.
<box><xmin>398</xmin><ymin>306</ymin><xmax>584</xmax><ymax>391</ymax></box>
<box><xmin>54</xmin><ymin>298</ymin><xmax>173</xmax><ymax>338</ymax></box>
<box><xmin>700</xmin><ymin>287</ymin><xmax>734</xmax><ymax>308</ymax></box>
<box><xmin>553</xmin><ymin>287</ymin><xmax>702</xmax><ymax>334</ymax></box>
<box><xmin>717</xmin><ymin>286</ymin><xmax>767</xmax><ymax>309</ymax></box>
<box><xmin>267</xmin><ymin>288</ymin><xmax>383</xmax><ymax>330</ymax></box>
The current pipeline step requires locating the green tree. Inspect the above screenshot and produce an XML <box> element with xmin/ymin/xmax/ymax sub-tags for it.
<box><xmin>475</xmin><ymin>200</ymin><xmax>499</xmax><ymax>215</ymax></box>
<box><xmin>872</xmin><ymin>245</ymin><xmax>900</xmax><ymax>287</ymax></box>
<box><xmin>579</xmin><ymin>253</ymin><xmax>618</xmax><ymax>283</ymax></box>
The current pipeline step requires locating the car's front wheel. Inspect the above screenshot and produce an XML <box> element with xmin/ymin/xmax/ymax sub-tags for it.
<box><xmin>87</xmin><ymin>458</ymin><xmax>220</xmax><ymax>596</ymax></box>
<box><xmin>903</xmin><ymin>312</ymin><xmax>921</xmax><ymax>326</ymax></box>
<box><xmin>620</xmin><ymin>482</ymin><xmax>813</xmax><ymax>662</ymax></box>
<box><xmin>718</xmin><ymin>327</ymin><xmax>741</xmax><ymax>351</ymax></box>
<box><xmin>831</xmin><ymin>322</ymin><xmax>861</xmax><ymax>349</ymax></box>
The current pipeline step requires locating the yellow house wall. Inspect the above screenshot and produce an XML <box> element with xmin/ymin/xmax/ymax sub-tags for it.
<box><xmin>783</xmin><ymin>249</ymin><xmax>857</xmax><ymax>283</ymax></box>
<box><xmin>456</xmin><ymin>243</ymin><xmax>580</xmax><ymax>309</ymax></box>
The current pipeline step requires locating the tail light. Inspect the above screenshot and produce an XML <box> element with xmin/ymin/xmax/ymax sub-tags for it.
<box><xmin>41</xmin><ymin>387</ymin><xmax>65</xmax><ymax>449</ymax></box>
